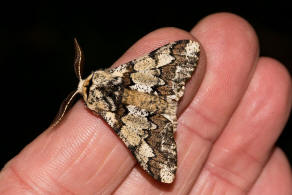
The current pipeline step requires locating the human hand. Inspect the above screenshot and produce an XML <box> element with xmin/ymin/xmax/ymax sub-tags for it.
<box><xmin>0</xmin><ymin>13</ymin><xmax>291</xmax><ymax>194</ymax></box>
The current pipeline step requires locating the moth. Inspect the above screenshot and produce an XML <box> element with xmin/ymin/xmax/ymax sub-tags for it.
<box><xmin>52</xmin><ymin>39</ymin><xmax>200</xmax><ymax>183</ymax></box>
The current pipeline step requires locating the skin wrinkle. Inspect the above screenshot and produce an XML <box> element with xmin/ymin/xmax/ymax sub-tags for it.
<box><xmin>35</xmin><ymin>131</ymin><xmax>55</xmax><ymax>161</ymax></box>
<box><xmin>51</xmin><ymin>114</ymin><xmax>102</xmax><ymax>176</ymax></box>
<box><xmin>43</xmin><ymin>171</ymin><xmax>75</xmax><ymax>195</ymax></box>
<box><xmin>185</xmin><ymin>99</ymin><xmax>220</xmax><ymax>130</ymax></box>
<box><xmin>8</xmin><ymin>165</ymin><xmax>37</xmax><ymax>193</ymax></box>
<box><xmin>68</xmin><ymin>139</ymin><xmax>101</xmax><ymax>184</ymax></box>
<box><xmin>246</xmin><ymin>153</ymin><xmax>274</xmax><ymax>195</ymax></box>
<box><xmin>178</xmin><ymin>141</ymin><xmax>195</xmax><ymax>170</ymax></box>
<box><xmin>181</xmin><ymin>148</ymin><xmax>211</xmax><ymax>195</ymax></box>
<box><xmin>9</xmin><ymin>131</ymin><xmax>60</xmax><ymax>185</ymax></box>
<box><xmin>36</xmin><ymin>129</ymin><xmax>98</xmax><ymax>194</ymax></box>
<box><xmin>86</xmin><ymin>143</ymin><xmax>120</xmax><ymax>185</ymax></box>
<box><xmin>9</xmin><ymin>147</ymin><xmax>76</xmax><ymax>194</ymax></box>
<box><xmin>204</xmin><ymin>162</ymin><xmax>248</xmax><ymax>193</ymax></box>
<box><xmin>207</xmin><ymin>180</ymin><xmax>216</xmax><ymax>195</ymax></box>
<box><xmin>242</xmin><ymin>143</ymin><xmax>281</xmax><ymax>191</ymax></box>
<box><xmin>109</xmin><ymin>156</ymin><xmax>134</xmax><ymax>191</ymax></box>
<box><xmin>112</xmin><ymin>162</ymin><xmax>132</xmax><ymax>195</ymax></box>
<box><xmin>192</xmin><ymin>171</ymin><xmax>209</xmax><ymax>194</ymax></box>
<box><xmin>178</xmin><ymin>118</ymin><xmax>213</xmax><ymax>144</ymax></box>
<box><xmin>70</xmin><ymin>129</ymin><xmax>99</xmax><ymax>167</ymax></box>
<box><xmin>174</xmin><ymin>142</ymin><xmax>195</xmax><ymax>194</ymax></box>
<box><xmin>240</xmin><ymin>147</ymin><xmax>265</xmax><ymax>167</ymax></box>
<box><xmin>249</xmin><ymin>148</ymin><xmax>292</xmax><ymax>195</ymax></box>
<box><xmin>197</xmin><ymin>171</ymin><xmax>216</xmax><ymax>195</ymax></box>
<box><xmin>214</xmin><ymin>145</ymin><xmax>265</xmax><ymax>175</ymax></box>
<box><xmin>98</xmin><ymin>156</ymin><xmax>131</xmax><ymax>194</ymax></box>
<box><xmin>179</xmin><ymin>100</ymin><xmax>222</xmax><ymax>143</ymax></box>
<box><xmin>10</xmin><ymin>164</ymin><xmax>75</xmax><ymax>195</ymax></box>
<box><xmin>58</xmin><ymin>126</ymin><xmax>99</xmax><ymax>181</ymax></box>
<box><xmin>178</xmin><ymin>150</ymin><xmax>201</xmax><ymax>195</ymax></box>
<box><xmin>200</xmin><ymin>175</ymin><xmax>230</xmax><ymax>195</ymax></box>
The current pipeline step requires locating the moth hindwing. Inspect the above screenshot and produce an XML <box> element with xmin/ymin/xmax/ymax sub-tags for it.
<box><xmin>54</xmin><ymin>39</ymin><xmax>200</xmax><ymax>183</ymax></box>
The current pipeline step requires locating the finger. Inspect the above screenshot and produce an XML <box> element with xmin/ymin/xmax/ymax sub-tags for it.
<box><xmin>114</xmin><ymin>13</ymin><xmax>259</xmax><ymax>194</ymax></box>
<box><xmin>0</xmin><ymin>28</ymin><xmax>205</xmax><ymax>194</ymax></box>
<box><xmin>249</xmin><ymin>148</ymin><xmax>292</xmax><ymax>195</ymax></box>
<box><xmin>189</xmin><ymin>57</ymin><xmax>292</xmax><ymax>194</ymax></box>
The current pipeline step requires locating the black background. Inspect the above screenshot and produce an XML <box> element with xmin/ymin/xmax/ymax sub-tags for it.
<box><xmin>0</xmin><ymin>4</ymin><xmax>291</xmax><ymax>169</ymax></box>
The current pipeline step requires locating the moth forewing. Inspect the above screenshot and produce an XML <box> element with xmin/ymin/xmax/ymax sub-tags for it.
<box><xmin>54</xmin><ymin>39</ymin><xmax>200</xmax><ymax>183</ymax></box>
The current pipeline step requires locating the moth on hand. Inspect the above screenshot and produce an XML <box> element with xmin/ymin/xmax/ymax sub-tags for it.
<box><xmin>52</xmin><ymin>39</ymin><xmax>200</xmax><ymax>183</ymax></box>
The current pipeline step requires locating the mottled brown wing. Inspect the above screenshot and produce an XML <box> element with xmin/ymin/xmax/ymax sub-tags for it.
<box><xmin>86</xmin><ymin>40</ymin><xmax>200</xmax><ymax>183</ymax></box>
<box><xmin>115</xmin><ymin>40</ymin><xmax>199</xmax><ymax>183</ymax></box>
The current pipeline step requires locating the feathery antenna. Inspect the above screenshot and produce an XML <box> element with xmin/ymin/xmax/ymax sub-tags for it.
<box><xmin>50</xmin><ymin>39</ymin><xmax>85</xmax><ymax>127</ymax></box>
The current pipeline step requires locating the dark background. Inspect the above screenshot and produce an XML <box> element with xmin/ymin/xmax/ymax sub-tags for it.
<box><xmin>0</xmin><ymin>4</ymin><xmax>291</xmax><ymax>169</ymax></box>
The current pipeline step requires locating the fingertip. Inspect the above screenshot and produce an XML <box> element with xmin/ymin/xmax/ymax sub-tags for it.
<box><xmin>258</xmin><ymin>57</ymin><xmax>292</xmax><ymax>93</ymax></box>
<box><xmin>254</xmin><ymin>57</ymin><xmax>292</xmax><ymax>121</ymax></box>
<box><xmin>191</xmin><ymin>12</ymin><xmax>259</xmax><ymax>61</ymax></box>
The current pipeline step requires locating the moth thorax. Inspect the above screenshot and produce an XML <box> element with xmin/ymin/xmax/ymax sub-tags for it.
<box><xmin>82</xmin><ymin>70</ymin><xmax>123</xmax><ymax>113</ymax></box>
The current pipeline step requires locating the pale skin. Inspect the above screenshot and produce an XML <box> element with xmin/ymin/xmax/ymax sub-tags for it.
<box><xmin>0</xmin><ymin>13</ymin><xmax>291</xmax><ymax>194</ymax></box>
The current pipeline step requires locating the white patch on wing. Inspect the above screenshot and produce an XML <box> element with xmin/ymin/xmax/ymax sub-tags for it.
<box><xmin>110</xmin><ymin>63</ymin><xmax>129</xmax><ymax>77</ymax></box>
<box><xmin>160</xmin><ymin>164</ymin><xmax>175</xmax><ymax>183</ymax></box>
<box><xmin>185</xmin><ymin>41</ymin><xmax>200</xmax><ymax>57</ymax></box>
<box><xmin>102</xmin><ymin>111</ymin><xmax>117</xmax><ymax>127</ymax></box>
<box><xmin>157</xmin><ymin>52</ymin><xmax>175</xmax><ymax>68</ymax></box>
<box><xmin>126</xmin><ymin>105</ymin><xmax>149</xmax><ymax>117</ymax></box>
<box><xmin>130</xmin><ymin>83</ymin><xmax>153</xmax><ymax>93</ymax></box>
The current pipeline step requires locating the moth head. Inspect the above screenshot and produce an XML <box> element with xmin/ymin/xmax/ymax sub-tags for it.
<box><xmin>79</xmin><ymin>70</ymin><xmax>122</xmax><ymax>112</ymax></box>
<box><xmin>77</xmin><ymin>73</ymin><xmax>93</xmax><ymax>102</ymax></box>
<box><xmin>51</xmin><ymin>39</ymin><xmax>121</xmax><ymax>127</ymax></box>
<box><xmin>60</xmin><ymin>70</ymin><xmax>118</xmax><ymax>118</ymax></box>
